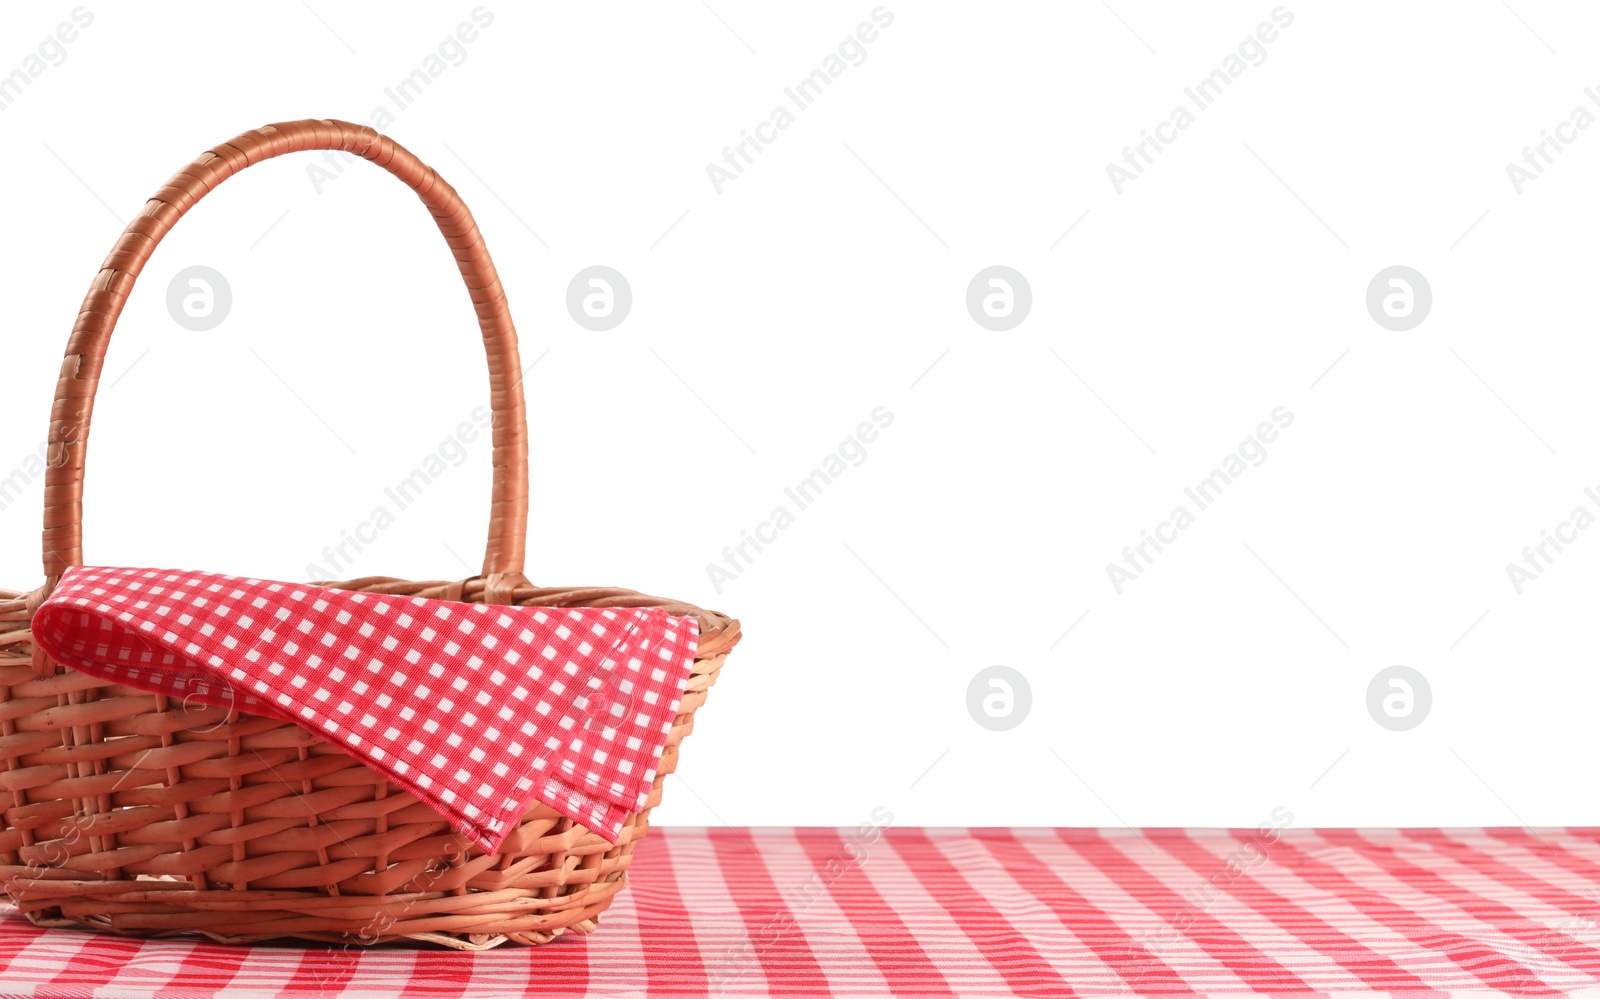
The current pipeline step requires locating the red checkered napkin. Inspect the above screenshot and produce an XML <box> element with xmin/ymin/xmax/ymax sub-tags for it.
<box><xmin>31</xmin><ymin>566</ymin><xmax>700</xmax><ymax>853</ymax></box>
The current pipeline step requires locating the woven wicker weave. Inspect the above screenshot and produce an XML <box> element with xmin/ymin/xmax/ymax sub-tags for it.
<box><xmin>0</xmin><ymin>120</ymin><xmax>739</xmax><ymax>949</ymax></box>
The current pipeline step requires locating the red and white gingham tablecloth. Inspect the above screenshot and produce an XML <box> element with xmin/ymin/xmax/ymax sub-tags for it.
<box><xmin>4</xmin><ymin>826</ymin><xmax>1600</xmax><ymax>997</ymax></box>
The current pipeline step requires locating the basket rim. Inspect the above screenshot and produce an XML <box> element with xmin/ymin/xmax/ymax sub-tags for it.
<box><xmin>1</xmin><ymin>574</ymin><xmax>739</xmax><ymax>658</ymax></box>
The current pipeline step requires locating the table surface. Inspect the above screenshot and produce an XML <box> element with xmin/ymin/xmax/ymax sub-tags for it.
<box><xmin>3</xmin><ymin>826</ymin><xmax>1600</xmax><ymax>998</ymax></box>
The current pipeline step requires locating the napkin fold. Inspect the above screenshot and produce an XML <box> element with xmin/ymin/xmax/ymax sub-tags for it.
<box><xmin>31</xmin><ymin>566</ymin><xmax>699</xmax><ymax>853</ymax></box>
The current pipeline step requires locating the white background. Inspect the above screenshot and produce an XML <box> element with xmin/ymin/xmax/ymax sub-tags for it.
<box><xmin>1</xmin><ymin>1</ymin><xmax>1597</xmax><ymax>832</ymax></box>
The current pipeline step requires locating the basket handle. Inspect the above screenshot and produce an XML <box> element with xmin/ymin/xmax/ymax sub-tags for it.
<box><xmin>38</xmin><ymin>119</ymin><xmax>530</xmax><ymax>592</ymax></box>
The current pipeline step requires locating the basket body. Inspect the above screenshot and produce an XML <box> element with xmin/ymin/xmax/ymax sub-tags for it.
<box><xmin>0</xmin><ymin>577</ymin><xmax>738</xmax><ymax>948</ymax></box>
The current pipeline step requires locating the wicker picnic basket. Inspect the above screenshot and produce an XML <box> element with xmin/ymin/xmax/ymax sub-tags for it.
<box><xmin>0</xmin><ymin>119</ymin><xmax>739</xmax><ymax>949</ymax></box>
